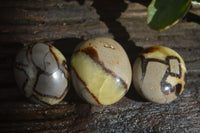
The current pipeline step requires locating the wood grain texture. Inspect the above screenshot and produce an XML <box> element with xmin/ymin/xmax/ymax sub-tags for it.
<box><xmin>0</xmin><ymin>0</ymin><xmax>200</xmax><ymax>132</ymax></box>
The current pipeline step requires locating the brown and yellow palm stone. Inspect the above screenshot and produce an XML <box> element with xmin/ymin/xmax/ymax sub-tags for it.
<box><xmin>71</xmin><ymin>37</ymin><xmax>132</xmax><ymax>105</ymax></box>
<box><xmin>133</xmin><ymin>46</ymin><xmax>187</xmax><ymax>104</ymax></box>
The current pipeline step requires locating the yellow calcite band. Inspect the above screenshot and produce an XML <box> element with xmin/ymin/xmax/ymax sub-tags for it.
<box><xmin>142</xmin><ymin>46</ymin><xmax>187</xmax><ymax>73</ymax></box>
<box><xmin>71</xmin><ymin>52</ymin><xmax>126</xmax><ymax>105</ymax></box>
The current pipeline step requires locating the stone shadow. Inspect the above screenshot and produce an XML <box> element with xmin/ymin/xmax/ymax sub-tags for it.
<box><xmin>92</xmin><ymin>0</ymin><xmax>145</xmax><ymax>102</ymax></box>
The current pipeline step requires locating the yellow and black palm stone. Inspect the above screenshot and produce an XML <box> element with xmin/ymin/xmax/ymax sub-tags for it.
<box><xmin>132</xmin><ymin>46</ymin><xmax>187</xmax><ymax>104</ymax></box>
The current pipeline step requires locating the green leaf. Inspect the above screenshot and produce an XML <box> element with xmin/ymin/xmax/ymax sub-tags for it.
<box><xmin>192</xmin><ymin>0</ymin><xmax>200</xmax><ymax>2</ymax></box>
<box><xmin>192</xmin><ymin>0</ymin><xmax>200</xmax><ymax>4</ymax></box>
<box><xmin>148</xmin><ymin>0</ymin><xmax>191</xmax><ymax>30</ymax></box>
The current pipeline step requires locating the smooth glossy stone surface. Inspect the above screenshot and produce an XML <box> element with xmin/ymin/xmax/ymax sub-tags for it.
<box><xmin>132</xmin><ymin>46</ymin><xmax>187</xmax><ymax>104</ymax></box>
<box><xmin>71</xmin><ymin>37</ymin><xmax>132</xmax><ymax>105</ymax></box>
<box><xmin>14</xmin><ymin>43</ymin><xmax>70</xmax><ymax>105</ymax></box>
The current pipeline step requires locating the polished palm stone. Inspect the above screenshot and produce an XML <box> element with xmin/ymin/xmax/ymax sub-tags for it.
<box><xmin>70</xmin><ymin>37</ymin><xmax>132</xmax><ymax>105</ymax></box>
<box><xmin>14</xmin><ymin>43</ymin><xmax>70</xmax><ymax>105</ymax></box>
<box><xmin>132</xmin><ymin>46</ymin><xmax>187</xmax><ymax>104</ymax></box>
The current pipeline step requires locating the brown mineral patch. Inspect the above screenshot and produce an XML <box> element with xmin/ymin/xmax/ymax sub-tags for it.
<box><xmin>142</xmin><ymin>47</ymin><xmax>160</xmax><ymax>54</ymax></box>
<box><xmin>81</xmin><ymin>47</ymin><xmax>99</xmax><ymax>61</ymax></box>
